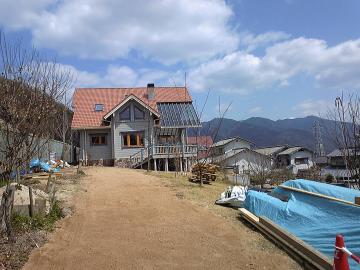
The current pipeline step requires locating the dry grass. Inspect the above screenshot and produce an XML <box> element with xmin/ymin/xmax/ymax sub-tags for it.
<box><xmin>145</xmin><ymin>170</ymin><xmax>302</xmax><ymax>270</ymax></box>
<box><xmin>146</xmin><ymin>171</ymin><xmax>240</xmax><ymax>220</ymax></box>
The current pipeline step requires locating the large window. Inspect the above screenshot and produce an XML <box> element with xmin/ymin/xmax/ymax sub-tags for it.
<box><xmin>91</xmin><ymin>134</ymin><xmax>107</xmax><ymax>145</ymax></box>
<box><xmin>122</xmin><ymin>132</ymin><xmax>144</xmax><ymax>148</ymax></box>
<box><xmin>134</xmin><ymin>105</ymin><xmax>145</xmax><ymax>120</ymax></box>
<box><xmin>119</xmin><ymin>106</ymin><xmax>131</xmax><ymax>121</ymax></box>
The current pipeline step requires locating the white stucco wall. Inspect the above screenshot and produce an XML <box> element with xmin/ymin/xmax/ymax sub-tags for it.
<box><xmin>220</xmin><ymin>150</ymin><xmax>271</xmax><ymax>174</ymax></box>
<box><xmin>290</xmin><ymin>150</ymin><xmax>314</xmax><ymax>174</ymax></box>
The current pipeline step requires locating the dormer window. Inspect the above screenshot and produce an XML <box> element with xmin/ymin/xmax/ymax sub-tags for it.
<box><xmin>94</xmin><ymin>104</ymin><xmax>104</xmax><ymax>111</ymax></box>
<box><xmin>119</xmin><ymin>106</ymin><xmax>131</xmax><ymax>120</ymax></box>
<box><xmin>134</xmin><ymin>105</ymin><xmax>145</xmax><ymax>120</ymax></box>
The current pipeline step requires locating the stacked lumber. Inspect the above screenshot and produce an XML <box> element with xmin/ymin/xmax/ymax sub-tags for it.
<box><xmin>189</xmin><ymin>163</ymin><xmax>220</xmax><ymax>184</ymax></box>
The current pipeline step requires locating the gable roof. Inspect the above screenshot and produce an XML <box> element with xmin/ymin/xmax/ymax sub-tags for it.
<box><xmin>255</xmin><ymin>145</ymin><xmax>288</xmax><ymax>156</ymax></box>
<box><xmin>210</xmin><ymin>136</ymin><xmax>253</xmax><ymax>148</ymax></box>
<box><xmin>278</xmin><ymin>146</ymin><xmax>313</xmax><ymax>155</ymax></box>
<box><xmin>212</xmin><ymin>147</ymin><xmax>270</xmax><ymax>163</ymax></box>
<box><xmin>327</xmin><ymin>148</ymin><xmax>360</xmax><ymax>157</ymax></box>
<box><xmin>71</xmin><ymin>87</ymin><xmax>192</xmax><ymax>128</ymax></box>
<box><xmin>103</xmin><ymin>94</ymin><xmax>160</xmax><ymax>119</ymax></box>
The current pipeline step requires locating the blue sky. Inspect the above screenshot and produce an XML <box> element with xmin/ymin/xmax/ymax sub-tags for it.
<box><xmin>1</xmin><ymin>0</ymin><xmax>360</xmax><ymax>120</ymax></box>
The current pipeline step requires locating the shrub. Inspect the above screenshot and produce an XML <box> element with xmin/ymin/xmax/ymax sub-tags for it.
<box><xmin>12</xmin><ymin>200</ymin><xmax>63</xmax><ymax>232</ymax></box>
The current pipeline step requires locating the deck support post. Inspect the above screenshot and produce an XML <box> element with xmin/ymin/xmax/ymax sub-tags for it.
<box><xmin>179</xmin><ymin>158</ymin><xmax>183</xmax><ymax>172</ymax></box>
<box><xmin>165</xmin><ymin>158</ymin><xmax>169</xmax><ymax>172</ymax></box>
<box><xmin>184</xmin><ymin>158</ymin><xmax>188</xmax><ymax>172</ymax></box>
<box><xmin>154</xmin><ymin>158</ymin><xmax>157</xmax><ymax>172</ymax></box>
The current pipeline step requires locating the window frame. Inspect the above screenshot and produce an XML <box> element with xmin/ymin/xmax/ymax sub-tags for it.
<box><xmin>94</xmin><ymin>104</ymin><xmax>104</xmax><ymax>112</ymax></box>
<box><xmin>119</xmin><ymin>106</ymin><xmax>131</xmax><ymax>121</ymax></box>
<box><xmin>295</xmin><ymin>157</ymin><xmax>309</xmax><ymax>165</ymax></box>
<box><xmin>121</xmin><ymin>131</ymin><xmax>145</xmax><ymax>148</ymax></box>
<box><xmin>134</xmin><ymin>105</ymin><xmax>145</xmax><ymax>120</ymax></box>
<box><xmin>90</xmin><ymin>134</ymin><xmax>107</xmax><ymax>146</ymax></box>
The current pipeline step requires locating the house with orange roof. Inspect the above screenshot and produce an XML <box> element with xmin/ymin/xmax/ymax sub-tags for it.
<box><xmin>71</xmin><ymin>84</ymin><xmax>201</xmax><ymax>171</ymax></box>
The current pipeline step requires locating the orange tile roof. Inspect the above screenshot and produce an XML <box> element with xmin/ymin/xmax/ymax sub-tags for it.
<box><xmin>71</xmin><ymin>87</ymin><xmax>192</xmax><ymax>128</ymax></box>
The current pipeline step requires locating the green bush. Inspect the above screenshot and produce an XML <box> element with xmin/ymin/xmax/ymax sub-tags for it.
<box><xmin>325</xmin><ymin>174</ymin><xmax>334</xmax><ymax>183</ymax></box>
<box><xmin>0</xmin><ymin>180</ymin><xmax>7</xmax><ymax>188</ymax></box>
<box><xmin>12</xmin><ymin>200</ymin><xmax>62</xmax><ymax>232</ymax></box>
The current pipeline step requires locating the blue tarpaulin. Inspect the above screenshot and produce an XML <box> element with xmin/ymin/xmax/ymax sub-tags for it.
<box><xmin>30</xmin><ymin>159</ymin><xmax>59</xmax><ymax>172</ymax></box>
<box><xmin>245</xmin><ymin>179</ymin><xmax>360</xmax><ymax>268</ymax></box>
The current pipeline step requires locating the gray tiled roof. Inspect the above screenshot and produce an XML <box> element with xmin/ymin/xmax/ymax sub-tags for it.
<box><xmin>255</xmin><ymin>146</ymin><xmax>287</xmax><ymax>156</ymax></box>
<box><xmin>327</xmin><ymin>148</ymin><xmax>360</xmax><ymax>157</ymax></box>
<box><xmin>211</xmin><ymin>137</ymin><xmax>252</xmax><ymax>148</ymax></box>
<box><xmin>278</xmin><ymin>146</ymin><xmax>313</xmax><ymax>155</ymax></box>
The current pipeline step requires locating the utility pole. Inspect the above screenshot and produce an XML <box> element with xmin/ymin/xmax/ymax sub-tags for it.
<box><xmin>313</xmin><ymin>120</ymin><xmax>325</xmax><ymax>157</ymax></box>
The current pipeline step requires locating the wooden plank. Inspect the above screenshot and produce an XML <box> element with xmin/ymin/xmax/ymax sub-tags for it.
<box><xmin>239</xmin><ymin>208</ymin><xmax>333</xmax><ymax>270</ymax></box>
<box><xmin>239</xmin><ymin>208</ymin><xmax>259</xmax><ymax>223</ymax></box>
<box><xmin>279</xmin><ymin>185</ymin><xmax>359</xmax><ymax>207</ymax></box>
<box><xmin>355</xmin><ymin>197</ymin><xmax>360</xmax><ymax>205</ymax></box>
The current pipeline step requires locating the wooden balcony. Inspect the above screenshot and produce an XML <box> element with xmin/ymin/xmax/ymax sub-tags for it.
<box><xmin>130</xmin><ymin>144</ymin><xmax>198</xmax><ymax>165</ymax></box>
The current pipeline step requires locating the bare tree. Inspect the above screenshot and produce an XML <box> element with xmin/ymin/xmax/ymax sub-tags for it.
<box><xmin>191</xmin><ymin>93</ymin><xmax>232</xmax><ymax>186</ymax></box>
<box><xmin>52</xmin><ymin>94</ymin><xmax>73</xmax><ymax>160</ymax></box>
<box><xmin>244</xmin><ymin>150</ymin><xmax>273</xmax><ymax>188</ymax></box>
<box><xmin>326</xmin><ymin>93</ymin><xmax>360</xmax><ymax>189</ymax></box>
<box><xmin>0</xmin><ymin>32</ymin><xmax>73</xmax><ymax>238</ymax></box>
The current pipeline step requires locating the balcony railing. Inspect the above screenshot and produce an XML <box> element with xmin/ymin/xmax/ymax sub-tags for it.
<box><xmin>129</xmin><ymin>144</ymin><xmax>198</xmax><ymax>165</ymax></box>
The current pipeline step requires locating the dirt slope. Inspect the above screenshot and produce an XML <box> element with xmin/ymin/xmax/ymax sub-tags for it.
<box><xmin>23</xmin><ymin>167</ymin><xmax>300</xmax><ymax>270</ymax></box>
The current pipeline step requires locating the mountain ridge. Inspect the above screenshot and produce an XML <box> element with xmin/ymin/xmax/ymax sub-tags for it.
<box><xmin>193</xmin><ymin>115</ymin><xmax>336</xmax><ymax>153</ymax></box>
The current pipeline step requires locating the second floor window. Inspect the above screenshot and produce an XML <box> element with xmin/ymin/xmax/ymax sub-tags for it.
<box><xmin>119</xmin><ymin>106</ymin><xmax>130</xmax><ymax>121</ymax></box>
<box><xmin>134</xmin><ymin>106</ymin><xmax>145</xmax><ymax>120</ymax></box>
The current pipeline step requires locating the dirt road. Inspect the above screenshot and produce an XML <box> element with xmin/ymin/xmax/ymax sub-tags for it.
<box><xmin>23</xmin><ymin>167</ymin><xmax>299</xmax><ymax>270</ymax></box>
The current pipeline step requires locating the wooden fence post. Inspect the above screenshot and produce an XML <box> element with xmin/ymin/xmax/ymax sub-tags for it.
<box><xmin>29</xmin><ymin>186</ymin><xmax>34</xmax><ymax>217</ymax></box>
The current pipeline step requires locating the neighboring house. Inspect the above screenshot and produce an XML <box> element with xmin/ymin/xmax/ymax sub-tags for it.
<box><xmin>314</xmin><ymin>156</ymin><xmax>328</xmax><ymax>169</ymax></box>
<box><xmin>71</xmin><ymin>84</ymin><xmax>201</xmax><ymax>171</ymax></box>
<box><xmin>276</xmin><ymin>146</ymin><xmax>314</xmax><ymax>174</ymax></box>
<box><xmin>209</xmin><ymin>137</ymin><xmax>252</xmax><ymax>158</ymax></box>
<box><xmin>187</xmin><ymin>136</ymin><xmax>213</xmax><ymax>159</ymax></box>
<box><xmin>213</xmin><ymin>148</ymin><xmax>271</xmax><ymax>173</ymax></box>
<box><xmin>320</xmin><ymin>148</ymin><xmax>355</xmax><ymax>181</ymax></box>
<box><xmin>255</xmin><ymin>145</ymin><xmax>288</xmax><ymax>166</ymax></box>
<box><xmin>255</xmin><ymin>145</ymin><xmax>314</xmax><ymax>175</ymax></box>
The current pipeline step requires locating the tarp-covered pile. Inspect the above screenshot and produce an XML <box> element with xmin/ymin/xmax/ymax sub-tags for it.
<box><xmin>244</xmin><ymin>179</ymin><xmax>360</xmax><ymax>268</ymax></box>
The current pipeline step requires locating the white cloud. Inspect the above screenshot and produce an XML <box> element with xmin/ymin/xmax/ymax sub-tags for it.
<box><xmin>188</xmin><ymin>37</ymin><xmax>360</xmax><ymax>93</ymax></box>
<box><xmin>240</xmin><ymin>31</ymin><xmax>290</xmax><ymax>52</ymax></box>
<box><xmin>293</xmin><ymin>99</ymin><xmax>332</xmax><ymax>117</ymax></box>
<box><xmin>0</xmin><ymin>0</ymin><xmax>238</xmax><ymax>64</ymax></box>
<box><xmin>248</xmin><ymin>106</ymin><xmax>262</xmax><ymax>114</ymax></box>
<box><xmin>60</xmin><ymin>64</ymin><xmax>171</xmax><ymax>95</ymax></box>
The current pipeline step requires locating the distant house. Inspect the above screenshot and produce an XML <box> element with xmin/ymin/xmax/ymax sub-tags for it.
<box><xmin>320</xmin><ymin>148</ymin><xmax>357</xmax><ymax>182</ymax></box>
<box><xmin>209</xmin><ymin>137</ymin><xmax>252</xmax><ymax>158</ymax></box>
<box><xmin>255</xmin><ymin>145</ymin><xmax>314</xmax><ymax>175</ymax></box>
<box><xmin>255</xmin><ymin>145</ymin><xmax>288</xmax><ymax>166</ymax></box>
<box><xmin>213</xmin><ymin>148</ymin><xmax>271</xmax><ymax>173</ymax></box>
<box><xmin>276</xmin><ymin>147</ymin><xmax>314</xmax><ymax>174</ymax></box>
<box><xmin>71</xmin><ymin>84</ymin><xmax>201</xmax><ymax>171</ymax></box>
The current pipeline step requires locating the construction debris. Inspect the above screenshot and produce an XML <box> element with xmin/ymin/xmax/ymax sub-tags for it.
<box><xmin>189</xmin><ymin>163</ymin><xmax>220</xmax><ymax>184</ymax></box>
<box><xmin>215</xmin><ymin>186</ymin><xmax>247</xmax><ymax>208</ymax></box>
